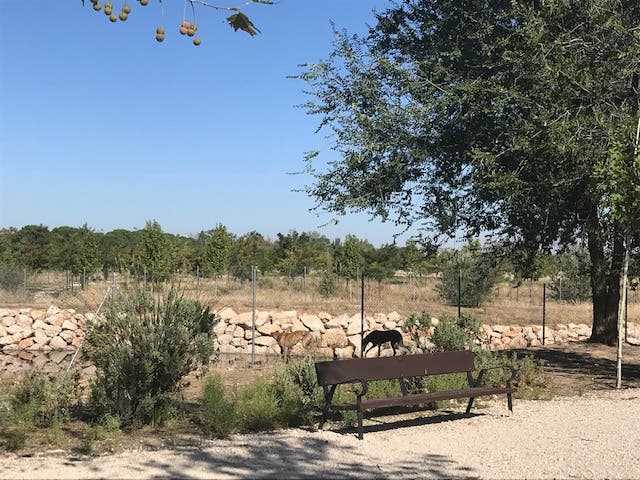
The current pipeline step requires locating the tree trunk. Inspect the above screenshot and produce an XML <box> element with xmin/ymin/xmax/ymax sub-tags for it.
<box><xmin>588</xmin><ymin>226</ymin><xmax>624</xmax><ymax>345</ymax></box>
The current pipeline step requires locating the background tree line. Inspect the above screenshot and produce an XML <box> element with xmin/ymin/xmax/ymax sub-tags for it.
<box><xmin>2</xmin><ymin>220</ymin><xmax>633</xmax><ymax>306</ymax></box>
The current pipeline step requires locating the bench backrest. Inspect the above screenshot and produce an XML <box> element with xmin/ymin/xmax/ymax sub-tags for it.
<box><xmin>315</xmin><ymin>350</ymin><xmax>475</xmax><ymax>387</ymax></box>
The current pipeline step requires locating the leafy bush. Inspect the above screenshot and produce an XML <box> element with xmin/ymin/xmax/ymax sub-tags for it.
<box><xmin>80</xmin><ymin>414</ymin><xmax>122</xmax><ymax>454</ymax></box>
<box><xmin>85</xmin><ymin>288</ymin><xmax>217</xmax><ymax>428</ymax></box>
<box><xmin>317</xmin><ymin>270</ymin><xmax>339</xmax><ymax>297</ymax></box>
<box><xmin>200</xmin><ymin>373</ymin><xmax>237</xmax><ymax>438</ymax></box>
<box><xmin>436</xmin><ymin>241</ymin><xmax>500</xmax><ymax>307</ymax></box>
<box><xmin>472</xmin><ymin>349</ymin><xmax>549</xmax><ymax>399</ymax></box>
<box><xmin>235</xmin><ymin>378</ymin><xmax>280</xmax><ymax>432</ymax></box>
<box><xmin>403</xmin><ymin>310</ymin><xmax>433</xmax><ymax>350</ymax></box>
<box><xmin>0</xmin><ymin>372</ymin><xmax>80</xmax><ymax>452</ymax></box>
<box><xmin>430</xmin><ymin>313</ymin><xmax>481</xmax><ymax>352</ymax></box>
<box><xmin>0</xmin><ymin>264</ymin><xmax>23</xmax><ymax>292</ymax></box>
<box><xmin>272</xmin><ymin>358</ymin><xmax>322</xmax><ymax>428</ymax></box>
<box><xmin>9</xmin><ymin>371</ymin><xmax>80</xmax><ymax>428</ymax></box>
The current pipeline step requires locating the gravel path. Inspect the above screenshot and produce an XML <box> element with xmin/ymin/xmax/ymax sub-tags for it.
<box><xmin>2</xmin><ymin>389</ymin><xmax>639</xmax><ymax>479</ymax></box>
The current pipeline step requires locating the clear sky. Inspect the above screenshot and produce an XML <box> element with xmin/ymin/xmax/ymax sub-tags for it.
<box><xmin>0</xmin><ymin>0</ymin><xmax>424</xmax><ymax>247</ymax></box>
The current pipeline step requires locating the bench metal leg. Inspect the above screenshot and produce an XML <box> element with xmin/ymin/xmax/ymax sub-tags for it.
<box><xmin>319</xmin><ymin>385</ymin><xmax>336</xmax><ymax>429</ymax></box>
<box><xmin>357</xmin><ymin>409</ymin><xmax>364</xmax><ymax>440</ymax></box>
<box><xmin>466</xmin><ymin>397</ymin><xmax>475</xmax><ymax>413</ymax></box>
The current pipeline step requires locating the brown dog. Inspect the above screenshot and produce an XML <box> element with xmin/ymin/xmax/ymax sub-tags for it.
<box><xmin>272</xmin><ymin>330</ymin><xmax>313</xmax><ymax>362</ymax></box>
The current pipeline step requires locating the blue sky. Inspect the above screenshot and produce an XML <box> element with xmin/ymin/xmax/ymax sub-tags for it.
<box><xmin>0</xmin><ymin>0</ymin><xmax>422</xmax><ymax>246</ymax></box>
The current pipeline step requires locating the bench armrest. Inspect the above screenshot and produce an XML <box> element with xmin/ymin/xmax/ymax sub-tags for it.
<box><xmin>469</xmin><ymin>365</ymin><xmax>517</xmax><ymax>388</ymax></box>
<box><xmin>352</xmin><ymin>378</ymin><xmax>369</xmax><ymax>399</ymax></box>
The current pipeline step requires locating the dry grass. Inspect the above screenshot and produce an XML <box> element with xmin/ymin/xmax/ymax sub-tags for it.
<box><xmin>3</xmin><ymin>271</ymin><xmax>639</xmax><ymax>328</ymax></box>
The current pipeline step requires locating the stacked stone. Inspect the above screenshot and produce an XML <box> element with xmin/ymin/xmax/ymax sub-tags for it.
<box><xmin>1</xmin><ymin>305</ymin><xmax>638</xmax><ymax>360</ymax></box>
<box><xmin>212</xmin><ymin>308</ymin><xmax>410</xmax><ymax>358</ymax></box>
<box><xmin>0</xmin><ymin>306</ymin><xmax>86</xmax><ymax>355</ymax></box>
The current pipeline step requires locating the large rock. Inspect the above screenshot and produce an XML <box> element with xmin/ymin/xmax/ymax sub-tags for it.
<box><xmin>42</xmin><ymin>323</ymin><xmax>62</xmax><ymax>337</ymax></box>
<box><xmin>17</xmin><ymin>338</ymin><xmax>34</xmax><ymax>349</ymax></box>
<box><xmin>347</xmin><ymin>334</ymin><xmax>363</xmax><ymax>357</ymax></box>
<box><xmin>230</xmin><ymin>311</ymin><xmax>251</xmax><ymax>327</ymax></box>
<box><xmin>326</xmin><ymin>314</ymin><xmax>349</xmax><ymax>328</ymax></box>
<box><xmin>49</xmin><ymin>336</ymin><xmax>69</xmax><ymax>350</ymax></box>
<box><xmin>300</xmin><ymin>314</ymin><xmax>324</xmax><ymax>333</ymax></box>
<box><xmin>271</xmin><ymin>310</ymin><xmax>298</xmax><ymax>325</ymax></box>
<box><xmin>387</xmin><ymin>311</ymin><xmax>403</xmax><ymax>323</ymax></box>
<box><xmin>212</xmin><ymin>321</ymin><xmax>227</xmax><ymax>336</ymax></box>
<box><xmin>61</xmin><ymin>320</ymin><xmax>77</xmax><ymax>331</ymax></box>
<box><xmin>334</xmin><ymin>345</ymin><xmax>354</xmax><ymax>358</ymax></box>
<box><xmin>257</xmin><ymin>323</ymin><xmax>281</xmax><ymax>335</ymax></box>
<box><xmin>60</xmin><ymin>330</ymin><xmax>76</xmax><ymax>343</ymax></box>
<box><xmin>16</xmin><ymin>315</ymin><xmax>33</xmax><ymax>327</ymax></box>
<box><xmin>254</xmin><ymin>336</ymin><xmax>277</xmax><ymax>347</ymax></box>
<box><xmin>217</xmin><ymin>334</ymin><xmax>233</xmax><ymax>345</ymax></box>
<box><xmin>216</xmin><ymin>307</ymin><xmax>237</xmax><ymax>320</ymax></box>
<box><xmin>323</xmin><ymin>328</ymin><xmax>348</xmax><ymax>348</ymax></box>
<box><xmin>232</xmin><ymin>326</ymin><xmax>245</xmax><ymax>338</ymax></box>
<box><xmin>218</xmin><ymin>344</ymin><xmax>238</xmax><ymax>354</ymax></box>
<box><xmin>346</xmin><ymin>318</ymin><xmax>368</xmax><ymax>336</ymax></box>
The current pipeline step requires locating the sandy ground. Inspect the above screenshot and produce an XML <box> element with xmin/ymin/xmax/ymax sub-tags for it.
<box><xmin>1</xmin><ymin>388</ymin><xmax>639</xmax><ymax>479</ymax></box>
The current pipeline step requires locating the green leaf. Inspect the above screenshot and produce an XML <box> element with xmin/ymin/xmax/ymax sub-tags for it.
<box><xmin>227</xmin><ymin>12</ymin><xmax>260</xmax><ymax>36</ymax></box>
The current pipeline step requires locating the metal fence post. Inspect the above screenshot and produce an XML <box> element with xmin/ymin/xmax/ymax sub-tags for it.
<box><xmin>360</xmin><ymin>270</ymin><xmax>365</xmax><ymax>358</ymax></box>
<box><xmin>457</xmin><ymin>268</ymin><xmax>462</xmax><ymax>319</ymax></box>
<box><xmin>542</xmin><ymin>283</ymin><xmax>546</xmax><ymax>345</ymax></box>
<box><xmin>251</xmin><ymin>265</ymin><xmax>256</xmax><ymax>369</ymax></box>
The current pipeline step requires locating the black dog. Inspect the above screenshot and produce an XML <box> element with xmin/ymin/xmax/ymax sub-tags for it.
<box><xmin>362</xmin><ymin>330</ymin><xmax>406</xmax><ymax>357</ymax></box>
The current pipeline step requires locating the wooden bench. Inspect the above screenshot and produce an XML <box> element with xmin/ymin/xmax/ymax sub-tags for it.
<box><xmin>315</xmin><ymin>350</ymin><xmax>516</xmax><ymax>439</ymax></box>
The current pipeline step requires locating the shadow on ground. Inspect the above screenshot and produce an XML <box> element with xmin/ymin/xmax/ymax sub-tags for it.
<box><xmin>56</xmin><ymin>431</ymin><xmax>472</xmax><ymax>479</ymax></box>
<box><xmin>511</xmin><ymin>342</ymin><xmax>640</xmax><ymax>390</ymax></box>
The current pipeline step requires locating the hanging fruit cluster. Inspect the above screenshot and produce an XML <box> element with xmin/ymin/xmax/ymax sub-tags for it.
<box><xmin>88</xmin><ymin>0</ymin><xmax>131</xmax><ymax>23</ymax></box>
<box><xmin>86</xmin><ymin>0</ymin><xmax>201</xmax><ymax>45</ymax></box>
<box><xmin>84</xmin><ymin>0</ymin><xmax>274</xmax><ymax>43</ymax></box>
<box><xmin>179</xmin><ymin>21</ymin><xmax>201</xmax><ymax>46</ymax></box>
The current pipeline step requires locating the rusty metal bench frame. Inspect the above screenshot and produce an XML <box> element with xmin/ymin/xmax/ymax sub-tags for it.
<box><xmin>315</xmin><ymin>350</ymin><xmax>516</xmax><ymax>439</ymax></box>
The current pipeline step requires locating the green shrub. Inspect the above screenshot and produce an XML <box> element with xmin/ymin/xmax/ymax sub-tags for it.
<box><xmin>10</xmin><ymin>371</ymin><xmax>80</xmax><ymax>428</ymax></box>
<box><xmin>0</xmin><ymin>372</ymin><xmax>80</xmax><ymax>452</ymax></box>
<box><xmin>403</xmin><ymin>310</ymin><xmax>433</xmax><ymax>349</ymax></box>
<box><xmin>317</xmin><ymin>270</ymin><xmax>339</xmax><ymax>297</ymax></box>
<box><xmin>200</xmin><ymin>373</ymin><xmax>237</xmax><ymax>438</ymax></box>
<box><xmin>81</xmin><ymin>414</ymin><xmax>122</xmax><ymax>454</ymax></box>
<box><xmin>0</xmin><ymin>264</ymin><xmax>23</xmax><ymax>292</ymax></box>
<box><xmin>272</xmin><ymin>358</ymin><xmax>322</xmax><ymax>428</ymax></box>
<box><xmin>84</xmin><ymin>288</ymin><xmax>217</xmax><ymax>428</ymax></box>
<box><xmin>235</xmin><ymin>378</ymin><xmax>280</xmax><ymax>432</ymax></box>
<box><xmin>1</xmin><ymin>427</ymin><xmax>26</xmax><ymax>451</ymax></box>
<box><xmin>472</xmin><ymin>349</ymin><xmax>549</xmax><ymax>399</ymax></box>
<box><xmin>431</xmin><ymin>313</ymin><xmax>481</xmax><ymax>352</ymax></box>
<box><xmin>436</xmin><ymin>241</ymin><xmax>500</xmax><ymax>307</ymax></box>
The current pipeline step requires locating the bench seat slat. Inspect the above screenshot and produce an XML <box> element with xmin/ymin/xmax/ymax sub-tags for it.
<box><xmin>329</xmin><ymin>386</ymin><xmax>516</xmax><ymax>411</ymax></box>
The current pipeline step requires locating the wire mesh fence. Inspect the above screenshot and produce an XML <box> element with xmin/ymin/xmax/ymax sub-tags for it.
<box><xmin>2</xmin><ymin>263</ymin><xmax>639</xmax><ymax>329</ymax></box>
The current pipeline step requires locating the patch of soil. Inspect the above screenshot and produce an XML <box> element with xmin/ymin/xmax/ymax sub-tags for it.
<box><xmin>512</xmin><ymin>341</ymin><xmax>640</xmax><ymax>394</ymax></box>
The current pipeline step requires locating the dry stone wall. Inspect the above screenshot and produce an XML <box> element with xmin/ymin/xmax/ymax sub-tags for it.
<box><xmin>1</xmin><ymin>306</ymin><xmax>639</xmax><ymax>375</ymax></box>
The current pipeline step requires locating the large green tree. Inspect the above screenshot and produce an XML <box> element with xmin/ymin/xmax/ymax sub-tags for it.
<box><xmin>202</xmin><ymin>224</ymin><xmax>232</xmax><ymax>278</ymax></box>
<box><xmin>136</xmin><ymin>220</ymin><xmax>171</xmax><ymax>282</ymax></box>
<box><xmin>299</xmin><ymin>0</ymin><xmax>640</xmax><ymax>344</ymax></box>
<box><xmin>12</xmin><ymin>225</ymin><xmax>50</xmax><ymax>271</ymax></box>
